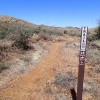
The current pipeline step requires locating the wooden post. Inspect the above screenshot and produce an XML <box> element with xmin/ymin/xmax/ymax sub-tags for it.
<box><xmin>77</xmin><ymin>27</ymin><xmax>88</xmax><ymax>100</ymax></box>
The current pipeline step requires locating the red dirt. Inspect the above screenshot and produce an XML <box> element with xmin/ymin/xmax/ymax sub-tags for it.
<box><xmin>0</xmin><ymin>37</ymin><xmax>94</xmax><ymax>100</ymax></box>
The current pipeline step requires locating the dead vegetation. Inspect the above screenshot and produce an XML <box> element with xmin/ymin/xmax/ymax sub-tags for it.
<box><xmin>37</xmin><ymin>33</ymin><xmax>53</xmax><ymax>41</ymax></box>
<box><xmin>0</xmin><ymin>15</ymin><xmax>100</xmax><ymax>100</ymax></box>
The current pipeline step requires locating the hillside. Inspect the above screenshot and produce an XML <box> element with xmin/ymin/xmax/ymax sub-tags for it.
<box><xmin>0</xmin><ymin>15</ymin><xmax>38</xmax><ymax>28</ymax></box>
<box><xmin>0</xmin><ymin>15</ymin><xmax>100</xmax><ymax>100</ymax></box>
<box><xmin>0</xmin><ymin>15</ymin><xmax>96</xmax><ymax>39</ymax></box>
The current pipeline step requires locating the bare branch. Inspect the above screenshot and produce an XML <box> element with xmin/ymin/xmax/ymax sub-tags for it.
<box><xmin>97</xmin><ymin>17</ymin><xmax>100</xmax><ymax>26</ymax></box>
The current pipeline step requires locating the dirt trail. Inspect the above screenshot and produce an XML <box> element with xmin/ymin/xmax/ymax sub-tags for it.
<box><xmin>0</xmin><ymin>37</ymin><xmax>79</xmax><ymax>100</ymax></box>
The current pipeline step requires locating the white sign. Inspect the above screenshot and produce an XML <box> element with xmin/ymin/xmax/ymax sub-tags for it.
<box><xmin>79</xmin><ymin>27</ymin><xmax>88</xmax><ymax>65</ymax></box>
<box><xmin>81</xmin><ymin>27</ymin><xmax>88</xmax><ymax>51</ymax></box>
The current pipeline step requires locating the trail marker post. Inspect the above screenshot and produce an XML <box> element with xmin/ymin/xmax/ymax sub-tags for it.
<box><xmin>77</xmin><ymin>27</ymin><xmax>88</xmax><ymax>100</ymax></box>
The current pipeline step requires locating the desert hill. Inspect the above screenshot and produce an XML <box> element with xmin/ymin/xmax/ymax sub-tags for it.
<box><xmin>0</xmin><ymin>15</ymin><xmax>38</xmax><ymax>28</ymax></box>
<box><xmin>0</xmin><ymin>15</ymin><xmax>100</xmax><ymax>100</ymax></box>
<box><xmin>0</xmin><ymin>15</ymin><xmax>96</xmax><ymax>41</ymax></box>
<box><xmin>0</xmin><ymin>15</ymin><xmax>96</xmax><ymax>37</ymax></box>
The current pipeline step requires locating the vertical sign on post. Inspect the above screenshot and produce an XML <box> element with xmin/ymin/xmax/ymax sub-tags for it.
<box><xmin>77</xmin><ymin>27</ymin><xmax>88</xmax><ymax>100</ymax></box>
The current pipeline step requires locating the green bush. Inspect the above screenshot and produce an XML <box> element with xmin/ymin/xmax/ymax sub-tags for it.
<box><xmin>11</xmin><ymin>26</ymin><xmax>34</xmax><ymax>50</ymax></box>
<box><xmin>12</xmin><ymin>33</ymin><xmax>32</xmax><ymax>50</ymax></box>
<box><xmin>69</xmin><ymin>33</ymin><xmax>81</xmax><ymax>37</ymax></box>
<box><xmin>88</xmin><ymin>27</ymin><xmax>100</xmax><ymax>42</ymax></box>
<box><xmin>95</xmin><ymin>26</ymin><xmax>100</xmax><ymax>39</ymax></box>
<box><xmin>0</xmin><ymin>31</ymin><xmax>7</xmax><ymax>39</ymax></box>
<box><xmin>94</xmin><ymin>17</ymin><xmax>100</xmax><ymax>39</ymax></box>
<box><xmin>64</xmin><ymin>30</ymin><xmax>68</xmax><ymax>34</ymax></box>
<box><xmin>87</xmin><ymin>34</ymin><xmax>96</xmax><ymax>41</ymax></box>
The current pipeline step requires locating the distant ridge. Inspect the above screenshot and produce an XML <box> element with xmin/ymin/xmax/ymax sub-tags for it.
<box><xmin>0</xmin><ymin>15</ymin><xmax>38</xmax><ymax>28</ymax></box>
<box><xmin>0</xmin><ymin>15</ymin><xmax>95</xmax><ymax>35</ymax></box>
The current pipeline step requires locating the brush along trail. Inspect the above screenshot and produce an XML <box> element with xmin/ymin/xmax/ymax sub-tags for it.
<box><xmin>0</xmin><ymin>36</ymin><xmax>96</xmax><ymax>100</ymax></box>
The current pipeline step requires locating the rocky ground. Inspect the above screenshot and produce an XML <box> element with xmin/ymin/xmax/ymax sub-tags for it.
<box><xmin>0</xmin><ymin>35</ymin><xmax>100</xmax><ymax>100</ymax></box>
<box><xmin>0</xmin><ymin>41</ymin><xmax>48</xmax><ymax>88</ymax></box>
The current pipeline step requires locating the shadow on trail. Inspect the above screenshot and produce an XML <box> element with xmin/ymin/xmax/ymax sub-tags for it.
<box><xmin>70</xmin><ymin>88</ymin><xmax>76</xmax><ymax>100</ymax></box>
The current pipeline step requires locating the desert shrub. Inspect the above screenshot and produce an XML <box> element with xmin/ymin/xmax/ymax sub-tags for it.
<box><xmin>0</xmin><ymin>20</ymin><xmax>64</xmax><ymax>40</ymax></box>
<box><xmin>88</xmin><ymin>32</ymin><xmax>91</xmax><ymax>35</ymax></box>
<box><xmin>87</xmin><ymin>34</ymin><xmax>97</xmax><ymax>41</ymax></box>
<box><xmin>57</xmin><ymin>32</ymin><xmax>63</xmax><ymax>36</ymax></box>
<box><xmin>1</xmin><ymin>25</ymin><xmax>35</xmax><ymax>40</ymax></box>
<box><xmin>68</xmin><ymin>33</ymin><xmax>81</xmax><ymax>37</ymax></box>
<box><xmin>0</xmin><ymin>63</ymin><xmax>8</xmax><ymax>73</ymax></box>
<box><xmin>63</xmin><ymin>29</ymin><xmax>80</xmax><ymax>37</ymax></box>
<box><xmin>64</xmin><ymin>30</ymin><xmax>68</xmax><ymax>34</ymax></box>
<box><xmin>34</xmin><ymin>30</ymin><xmax>40</xmax><ymax>34</ymax></box>
<box><xmin>37</xmin><ymin>34</ymin><xmax>52</xmax><ymax>41</ymax></box>
<box><xmin>33</xmin><ymin>27</ymin><xmax>46</xmax><ymax>34</ymax></box>
<box><xmin>0</xmin><ymin>43</ymin><xmax>12</xmax><ymax>61</ymax></box>
<box><xmin>12</xmin><ymin>34</ymin><xmax>33</xmax><ymax>50</ymax></box>
<box><xmin>0</xmin><ymin>24</ymin><xmax>35</xmax><ymax>50</ymax></box>
<box><xmin>48</xmin><ymin>30</ymin><xmax>63</xmax><ymax>36</ymax></box>
<box><xmin>72</xmin><ymin>33</ymin><xmax>80</xmax><ymax>37</ymax></box>
<box><xmin>42</xmin><ymin>29</ymin><xmax>46</xmax><ymax>33</ymax></box>
<box><xmin>95</xmin><ymin>26</ymin><xmax>100</xmax><ymax>39</ymax></box>
<box><xmin>87</xmin><ymin>31</ymin><xmax>100</xmax><ymax>42</ymax></box>
<box><xmin>0</xmin><ymin>45</ymin><xmax>9</xmax><ymax>52</ymax></box>
<box><xmin>12</xmin><ymin>26</ymin><xmax>35</xmax><ymax>50</ymax></box>
<box><xmin>0</xmin><ymin>31</ymin><xmax>7</xmax><ymax>39</ymax></box>
<box><xmin>93</xmin><ymin>17</ymin><xmax>100</xmax><ymax>40</ymax></box>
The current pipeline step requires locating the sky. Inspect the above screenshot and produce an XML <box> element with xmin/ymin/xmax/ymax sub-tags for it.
<box><xmin>0</xmin><ymin>0</ymin><xmax>100</xmax><ymax>28</ymax></box>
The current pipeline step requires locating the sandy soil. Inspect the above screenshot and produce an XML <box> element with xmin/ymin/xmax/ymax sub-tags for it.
<box><xmin>0</xmin><ymin>36</ymin><xmax>99</xmax><ymax>100</ymax></box>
